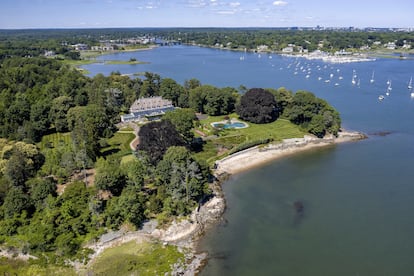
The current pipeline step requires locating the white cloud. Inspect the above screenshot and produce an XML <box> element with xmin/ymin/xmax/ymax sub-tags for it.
<box><xmin>216</xmin><ymin>10</ymin><xmax>235</xmax><ymax>14</ymax></box>
<box><xmin>273</xmin><ymin>1</ymin><xmax>288</xmax><ymax>6</ymax></box>
<box><xmin>187</xmin><ymin>0</ymin><xmax>208</xmax><ymax>8</ymax></box>
<box><xmin>229</xmin><ymin>2</ymin><xmax>240</xmax><ymax>7</ymax></box>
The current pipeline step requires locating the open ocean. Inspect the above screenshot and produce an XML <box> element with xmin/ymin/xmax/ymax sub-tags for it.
<box><xmin>83</xmin><ymin>46</ymin><xmax>414</xmax><ymax>275</ymax></box>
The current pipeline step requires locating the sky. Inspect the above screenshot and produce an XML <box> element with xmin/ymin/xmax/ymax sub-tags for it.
<box><xmin>0</xmin><ymin>0</ymin><xmax>413</xmax><ymax>29</ymax></box>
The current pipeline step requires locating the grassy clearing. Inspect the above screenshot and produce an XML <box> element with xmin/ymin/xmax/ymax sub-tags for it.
<box><xmin>37</xmin><ymin>132</ymin><xmax>72</xmax><ymax>151</ymax></box>
<box><xmin>87</xmin><ymin>241</ymin><xmax>184</xmax><ymax>276</ymax></box>
<box><xmin>61</xmin><ymin>59</ymin><xmax>97</xmax><ymax>66</ymax></box>
<box><xmin>121</xmin><ymin>154</ymin><xmax>136</xmax><ymax>165</ymax></box>
<box><xmin>193</xmin><ymin>114</ymin><xmax>307</xmax><ymax>165</ymax></box>
<box><xmin>101</xmin><ymin>132</ymin><xmax>135</xmax><ymax>157</ymax></box>
<box><xmin>0</xmin><ymin>258</ymin><xmax>76</xmax><ymax>276</ymax></box>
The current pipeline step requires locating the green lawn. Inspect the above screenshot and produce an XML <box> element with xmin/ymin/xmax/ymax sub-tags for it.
<box><xmin>101</xmin><ymin>132</ymin><xmax>135</xmax><ymax>157</ymax></box>
<box><xmin>86</xmin><ymin>241</ymin><xmax>184</xmax><ymax>276</ymax></box>
<box><xmin>193</xmin><ymin>114</ymin><xmax>307</xmax><ymax>165</ymax></box>
<box><xmin>0</xmin><ymin>240</ymin><xmax>184</xmax><ymax>276</ymax></box>
<box><xmin>37</xmin><ymin>132</ymin><xmax>72</xmax><ymax>151</ymax></box>
<box><xmin>0</xmin><ymin>258</ymin><xmax>76</xmax><ymax>276</ymax></box>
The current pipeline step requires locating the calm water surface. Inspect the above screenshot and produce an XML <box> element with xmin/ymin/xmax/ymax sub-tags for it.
<box><xmin>83</xmin><ymin>46</ymin><xmax>414</xmax><ymax>275</ymax></box>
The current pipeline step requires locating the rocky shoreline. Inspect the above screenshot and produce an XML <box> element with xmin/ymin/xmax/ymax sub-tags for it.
<box><xmin>80</xmin><ymin>130</ymin><xmax>365</xmax><ymax>275</ymax></box>
<box><xmin>79</xmin><ymin>180</ymin><xmax>226</xmax><ymax>275</ymax></box>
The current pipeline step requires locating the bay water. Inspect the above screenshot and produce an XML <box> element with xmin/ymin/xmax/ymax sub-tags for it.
<box><xmin>83</xmin><ymin>46</ymin><xmax>414</xmax><ymax>275</ymax></box>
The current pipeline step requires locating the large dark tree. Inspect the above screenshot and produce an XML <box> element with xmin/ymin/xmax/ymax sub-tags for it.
<box><xmin>236</xmin><ymin>88</ymin><xmax>278</xmax><ymax>124</ymax></box>
<box><xmin>137</xmin><ymin>120</ymin><xmax>185</xmax><ymax>165</ymax></box>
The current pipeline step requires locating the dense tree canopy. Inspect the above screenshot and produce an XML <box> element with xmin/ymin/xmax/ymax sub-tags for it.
<box><xmin>163</xmin><ymin>108</ymin><xmax>197</xmax><ymax>143</ymax></box>
<box><xmin>189</xmin><ymin>85</ymin><xmax>238</xmax><ymax>115</ymax></box>
<box><xmin>236</xmin><ymin>88</ymin><xmax>279</xmax><ymax>124</ymax></box>
<box><xmin>156</xmin><ymin>146</ymin><xmax>208</xmax><ymax>215</ymax></box>
<box><xmin>137</xmin><ymin>120</ymin><xmax>186</xmax><ymax>165</ymax></box>
<box><xmin>285</xmin><ymin>91</ymin><xmax>341</xmax><ymax>137</ymax></box>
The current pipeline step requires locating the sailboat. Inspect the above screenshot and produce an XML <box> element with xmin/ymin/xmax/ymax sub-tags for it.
<box><xmin>386</xmin><ymin>80</ymin><xmax>392</xmax><ymax>96</ymax></box>
<box><xmin>408</xmin><ymin>76</ymin><xmax>412</xmax><ymax>90</ymax></box>
<box><xmin>351</xmin><ymin>69</ymin><xmax>357</xmax><ymax>85</ymax></box>
<box><xmin>370</xmin><ymin>71</ymin><xmax>375</xmax><ymax>83</ymax></box>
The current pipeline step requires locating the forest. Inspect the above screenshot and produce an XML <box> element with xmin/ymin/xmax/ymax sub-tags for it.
<box><xmin>0</xmin><ymin>29</ymin><xmax>341</xmax><ymax>268</ymax></box>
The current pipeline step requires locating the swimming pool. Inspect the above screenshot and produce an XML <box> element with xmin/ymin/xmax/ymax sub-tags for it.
<box><xmin>211</xmin><ymin>121</ymin><xmax>248</xmax><ymax>129</ymax></box>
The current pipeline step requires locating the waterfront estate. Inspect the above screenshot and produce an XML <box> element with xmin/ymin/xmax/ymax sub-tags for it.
<box><xmin>120</xmin><ymin>96</ymin><xmax>175</xmax><ymax>122</ymax></box>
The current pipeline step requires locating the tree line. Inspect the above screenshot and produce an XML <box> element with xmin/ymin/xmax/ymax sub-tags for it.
<box><xmin>164</xmin><ymin>28</ymin><xmax>414</xmax><ymax>53</ymax></box>
<box><xmin>1</xmin><ymin>28</ymin><xmax>413</xmax><ymax>62</ymax></box>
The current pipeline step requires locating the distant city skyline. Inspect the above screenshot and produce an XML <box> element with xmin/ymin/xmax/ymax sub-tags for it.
<box><xmin>1</xmin><ymin>0</ymin><xmax>413</xmax><ymax>29</ymax></box>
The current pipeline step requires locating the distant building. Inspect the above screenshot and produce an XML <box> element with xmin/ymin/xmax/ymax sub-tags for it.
<box><xmin>282</xmin><ymin>46</ymin><xmax>294</xmax><ymax>53</ymax></box>
<box><xmin>44</xmin><ymin>50</ymin><xmax>56</xmax><ymax>57</ymax></box>
<box><xmin>91</xmin><ymin>44</ymin><xmax>115</xmax><ymax>51</ymax></box>
<box><xmin>385</xmin><ymin>42</ymin><xmax>396</xmax><ymax>50</ymax></box>
<box><xmin>120</xmin><ymin>96</ymin><xmax>175</xmax><ymax>123</ymax></box>
<box><xmin>73</xmin><ymin>43</ymin><xmax>89</xmax><ymax>51</ymax></box>
<box><xmin>257</xmin><ymin>45</ymin><xmax>269</xmax><ymax>52</ymax></box>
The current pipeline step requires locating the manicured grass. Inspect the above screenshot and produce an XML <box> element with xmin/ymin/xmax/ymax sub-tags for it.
<box><xmin>198</xmin><ymin>114</ymin><xmax>306</xmax><ymax>142</ymax></box>
<box><xmin>118</xmin><ymin>126</ymin><xmax>134</xmax><ymax>132</ymax></box>
<box><xmin>101</xmin><ymin>132</ymin><xmax>135</xmax><ymax>157</ymax></box>
<box><xmin>194</xmin><ymin>114</ymin><xmax>307</xmax><ymax>164</ymax></box>
<box><xmin>88</xmin><ymin>241</ymin><xmax>184</xmax><ymax>276</ymax></box>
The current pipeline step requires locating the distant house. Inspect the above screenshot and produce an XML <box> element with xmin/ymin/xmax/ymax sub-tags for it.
<box><xmin>257</xmin><ymin>45</ymin><xmax>269</xmax><ymax>52</ymax></box>
<box><xmin>73</xmin><ymin>43</ymin><xmax>89</xmax><ymax>51</ymax></box>
<box><xmin>91</xmin><ymin>44</ymin><xmax>115</xmax><ymax>51</ymax></box>
<box><xmin>120</xmin><ymin>96</ymin><xmax>175</xmax><ymax>123</ymax></box>
<box><xmin>282</xmin><ymin>46</ymin><xmax>294</xmax><ymax>53</ymax></box>
<box><xmin>385</xmin><ymin>42</ymin><xmax>396</xmax><ymax>50</ymax></box>
<box><xmin>44</xmin><ymin>50</ymin><xmax>56</xmax><ymax>57</ymax></box>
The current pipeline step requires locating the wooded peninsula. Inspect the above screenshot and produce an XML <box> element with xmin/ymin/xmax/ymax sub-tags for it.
<box><xmin>0</xmin><ymin>28</ymin><xmax>396</xmax><ymax>274</ymax></box>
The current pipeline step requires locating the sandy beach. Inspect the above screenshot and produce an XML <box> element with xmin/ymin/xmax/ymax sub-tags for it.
<box><xmin>214</xmin><ymin>131</ymin><xmax>366</xmax><ymax>176</ymax></box>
